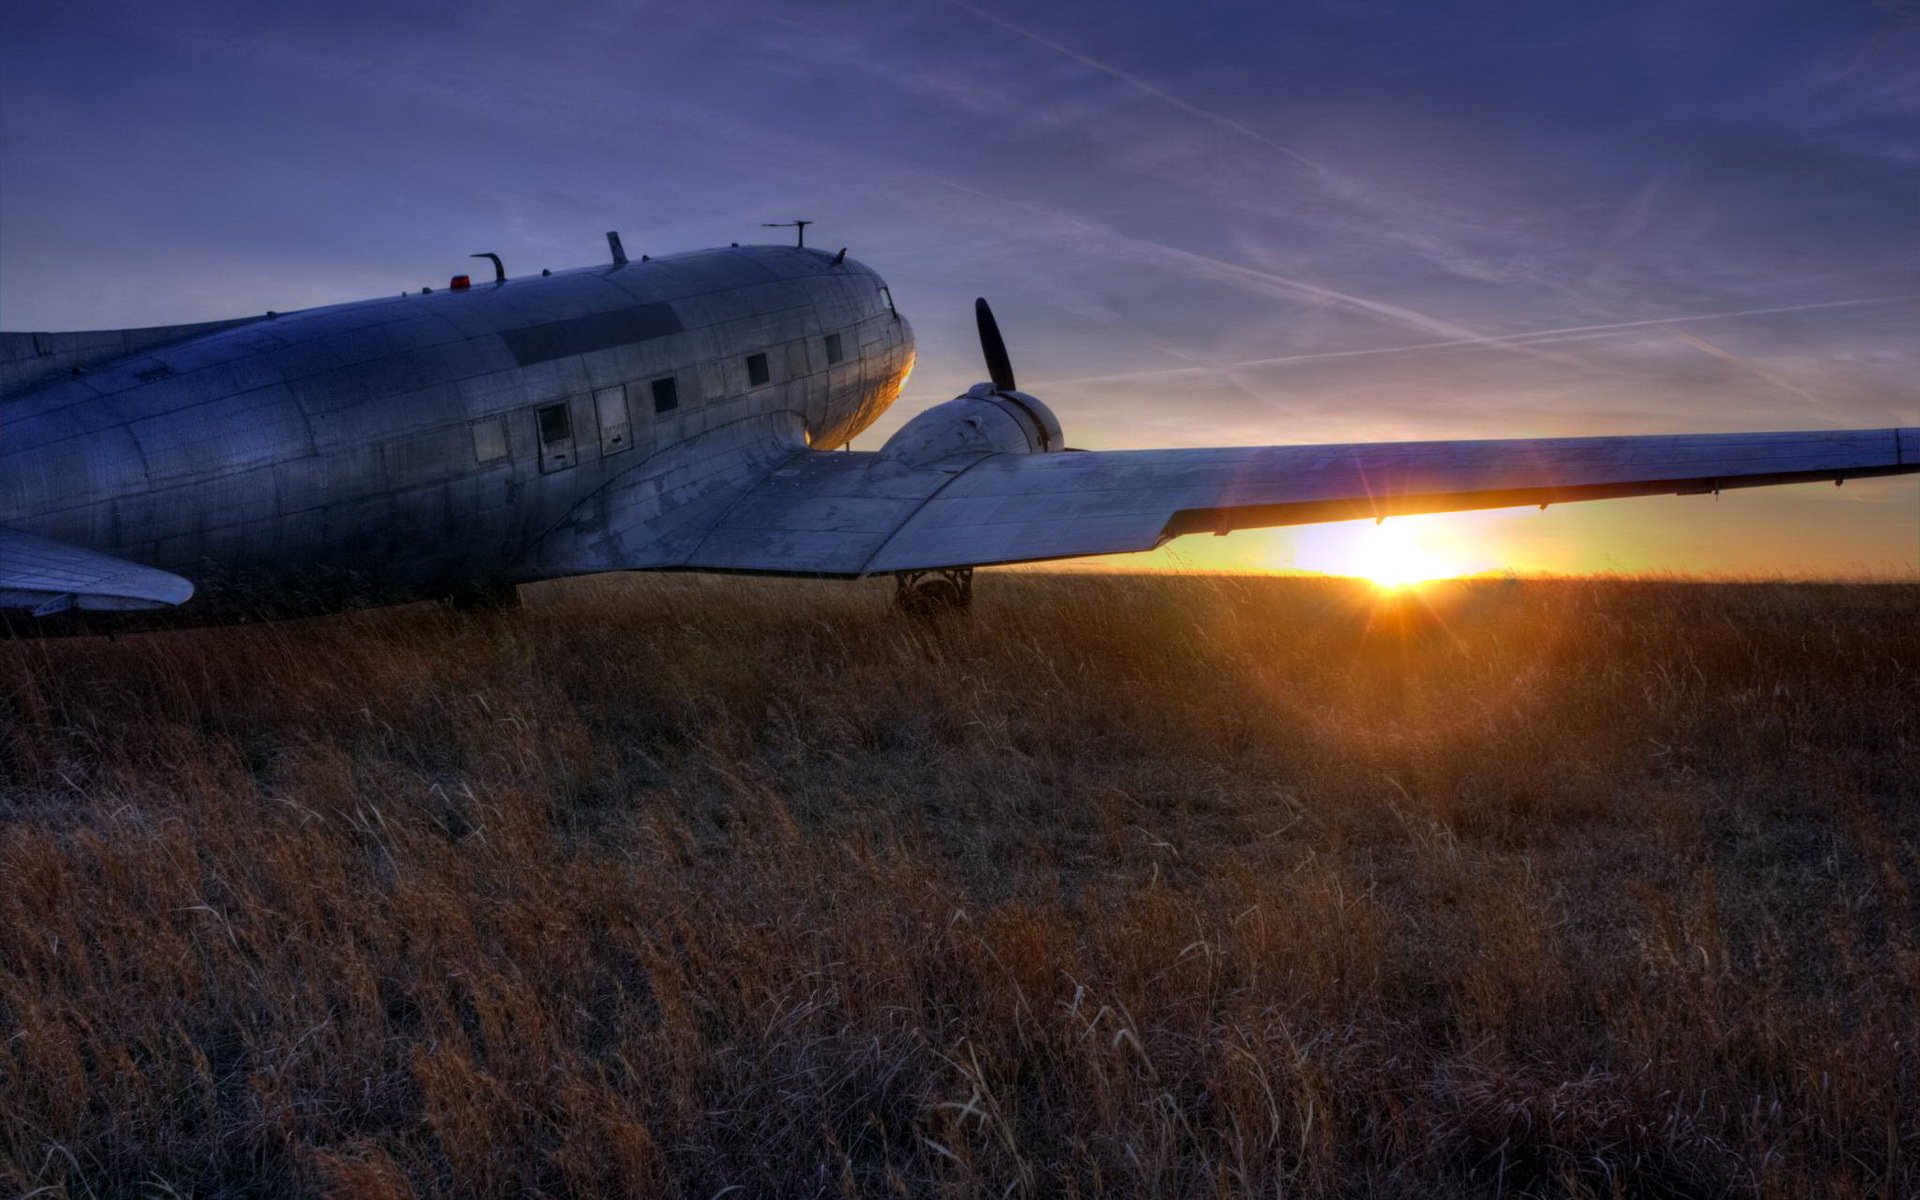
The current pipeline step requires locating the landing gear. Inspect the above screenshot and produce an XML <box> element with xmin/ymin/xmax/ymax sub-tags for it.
<box><xmin>446</xmin><ymin>579</ymin><xmax>521</xmax><ymax>612</ymax></box>
<box><xmin>893</xmin><ymin>568</ymin><xmax>973</xmax><ymax>616</ymax></box>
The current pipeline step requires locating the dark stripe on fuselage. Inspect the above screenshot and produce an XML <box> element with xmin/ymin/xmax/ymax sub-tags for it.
<box><xmin>499</xmin><ymin>303</ymin><xmax>685</xmax><ymax>367</ymax></box>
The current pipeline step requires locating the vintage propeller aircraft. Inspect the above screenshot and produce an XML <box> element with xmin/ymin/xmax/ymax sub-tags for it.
<box><xmin>2</xmin><ymin>232</ymin><xmax>1915</xmax><ymax>631</ymax></box>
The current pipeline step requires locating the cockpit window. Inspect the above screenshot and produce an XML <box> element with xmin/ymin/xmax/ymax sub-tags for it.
<box><xmin>824</xmin><ymin>332</ymin><xmax>844</xmax><ymax>365</ymax></box>
<box><xmin>651</xmin><ymin>376</ymin><xmax>678</xmax><ymax>413</ymax></box>
<box><xmin>746</xmin><ymin>352</ymin><xmax>771</xmax><ymax>387</ymax></box>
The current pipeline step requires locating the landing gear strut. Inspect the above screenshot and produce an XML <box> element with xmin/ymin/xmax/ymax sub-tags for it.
<box><xmin>893</xmin><ymin>568</ymin><xmax>973</xmax><ymax>616</ymax></box>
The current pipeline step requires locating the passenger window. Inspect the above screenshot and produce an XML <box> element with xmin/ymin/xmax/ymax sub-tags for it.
<box><xmin>537</xmin><ymin>402</ymin><xmax>572</xmax><ymax>445</ymax></box>
<box><xmin>746</xmin><ymin>352</ymin><xmax>770</xmax><ymax>388</ymax></box>
<box><xmin>824</xmin><ymin>332</ymin><xmax>844</xmax><ymax>364</ymax></box>
<box><xmin>470</xmin><ymin>416</ymin><xmax>508</xmax><ymax>463</ymax></box>
<box><xmin>651</xmin><ymin>376</ymin><xmax>678</xmax><ymax>413</ymax></box>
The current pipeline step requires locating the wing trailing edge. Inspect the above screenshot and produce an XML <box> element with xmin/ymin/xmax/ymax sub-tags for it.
<box><xmin>667</xmin><ymin>427</ymin><xmax>1919</xmax><ymax>576</ymax></box>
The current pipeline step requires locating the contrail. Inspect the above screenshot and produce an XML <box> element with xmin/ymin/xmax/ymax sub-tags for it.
<box><xmin>928</xmin><ymin>176</ymin><xmax>1551</xmax><ymax>356</ymax></box>
<box><xmin>1048</xmin><ymin>296</ymin><xmax>1913</xmax><ymax>386</ymax></box>
<box><xmin>1137</xmin><ymin>239</ymin><xmax>1563</xmax><ymax>354</ymax></box>
<box><xmin>935</xmin><ymin>0</ymin><xmax>1330</xmax><ymax>176</ymax></box>
<box><xmin>1659</xmin><ymin>325</ymin><xmax>1845</xmax><ymax>420</ymax></box>
<box><xmin>921</xmin><ymin>5</ymin><xmax>1566</xmax><ymax>358</ymax></box>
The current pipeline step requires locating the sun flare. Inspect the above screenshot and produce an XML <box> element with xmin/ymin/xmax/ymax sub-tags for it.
<box><xmin>1288</xmin><ymin>515</ymin><xmax>1495</xmax><ymax>589</ymax></box>
<box><xmin>1347</xmin><ymin>521</ymin><xmax>1463</xmax><ymax>589</ymax></box>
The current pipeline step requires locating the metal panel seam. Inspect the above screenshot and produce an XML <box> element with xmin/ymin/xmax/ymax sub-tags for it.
<box><xmin>854</xmin><ymin>451</ymin><xmax>1006</xmax><ymax>577</ymax></box>
<box><xmin>674</xmin><ymin>419</ymin><xmax>819</xmax><ymax>567</ymax></box>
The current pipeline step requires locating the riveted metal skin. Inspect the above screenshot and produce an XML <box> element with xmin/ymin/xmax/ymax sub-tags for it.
<box><xmin>1</xmin><ymin>245</ymin><xmax>913</xmax><ymax>626</ymax></box>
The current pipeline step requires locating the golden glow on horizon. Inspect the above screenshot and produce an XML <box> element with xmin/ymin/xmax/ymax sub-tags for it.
<box><xmin>1031</xmin><ymin>485</ymin><xmax>1916</xmax><ymax>580</ymax></box>
<box><xmin>1287</xmin><ymin>514</ymin><xmax>1501</xmax><ymax>588</ymax></box>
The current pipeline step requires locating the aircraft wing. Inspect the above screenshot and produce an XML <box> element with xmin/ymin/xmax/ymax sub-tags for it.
<box><xmin>0</xmin><ymin>527</ymin><xmax>196</xmax><ymax>616</ymax></box>
<box><xmin>671</xmin><ymin>427</ymin><xmax>1920</xmax><ymax>576</ymax></box>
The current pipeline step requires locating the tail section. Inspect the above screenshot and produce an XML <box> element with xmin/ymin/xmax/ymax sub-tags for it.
<box><xmin>0</xmin><ymin>316</ymin><xmax>265</xmax><ymax>399</ymax></box>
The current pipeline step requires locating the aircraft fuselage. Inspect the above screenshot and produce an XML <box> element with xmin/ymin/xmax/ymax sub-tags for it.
<box><xmin>0</xmin><ymin>245</ymin><xmax>915</xmax><ymax>619</ymax></box>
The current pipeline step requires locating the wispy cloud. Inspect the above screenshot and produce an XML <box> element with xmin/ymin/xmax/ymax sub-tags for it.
<box><xmin>1046</xmin><ymin>296</ymin><xmax>1916</xmax><ymax>387</ymax></box>
<box><xmin>923</xmin><ymin>175</ymin><xmax>1544</xmax><ymax>355</ymax></box>
<box><xmin>934</xmin><ymin>0</ymin><xmax>1333</xmax><ymax>176</ymax></box>
<box><xmin>1658</xmin><ymin>325</ymin><xmax>1840</xmax><ymax>419</ymax></box>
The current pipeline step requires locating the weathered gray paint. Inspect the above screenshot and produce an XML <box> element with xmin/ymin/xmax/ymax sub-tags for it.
<box><xmin>2</xmin><ymin>240</ymin><xmax>1915</xmax><ymax>627</ymax></box>
<box><xmin>0</xmin><ymin>316</ymin><xmax>270</xmax><ymax>397</ymax></box>
<box><xmin>1</xmin><ymin>245</ymin><xmax>912</xmax><ymax>620</ymax></box>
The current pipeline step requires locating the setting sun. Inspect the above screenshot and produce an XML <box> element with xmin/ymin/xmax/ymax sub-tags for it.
<box><xmin>1288</xmin><ymin>514</ymin><xmax>1496</xmax><ymax>588</ymax></box>
<box><xmin>1350</xmin><ymin>524</ymin><xmax>1458</xmax><ymax>588</ymax></box>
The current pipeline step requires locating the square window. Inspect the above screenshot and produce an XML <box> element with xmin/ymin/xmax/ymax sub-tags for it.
<box><xmin>824</xmin><ymin>332</ymin><xmax>844</xmax><ymax>365</ymax></box>
<box><xmin>470</xmin><ymin>416</ymin><xmax>508</xmax><ymax>463</ymax></box>
<box><xmin>650</xmin><ymin>376</ymin><xmax>678</xmax><ymax>413</ymax></box>
<box><xmin>746</xmin><ymin>352</ymin><xmax>770</xmax><ymax>387</ymax></box>
<box><xmin>537</xmin><ymin>402</ymin><xmax>572</xmax><ymax>445</ymax></box>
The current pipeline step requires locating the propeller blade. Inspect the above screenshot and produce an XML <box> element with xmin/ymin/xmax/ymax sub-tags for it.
<box><xmin>975</xmin><ymin>297</ymin><xmax>1017</xmax><ymax>392</ymax></box>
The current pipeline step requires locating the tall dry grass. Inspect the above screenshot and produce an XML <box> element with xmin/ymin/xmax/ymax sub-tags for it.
<box><xmin>1</xmin><ymin>573</ymin><xmax>1915</xmax><ymax>1198</ymax></box>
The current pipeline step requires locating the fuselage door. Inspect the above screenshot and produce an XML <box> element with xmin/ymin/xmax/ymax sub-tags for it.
<box><xmin>594</xmin><ymin>386</ymin><xmax>632</xmax><ymax>456</ymax></box>
<box><xmin>536</xmin><ymin>401</ymin><xmax>576</xmax><ymax>472</ymax></box>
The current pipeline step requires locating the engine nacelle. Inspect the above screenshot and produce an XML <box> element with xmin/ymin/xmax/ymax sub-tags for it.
<box><xmin>875</xmin><ymin>382</ymin><xmax>1065</xmax><ymax>471</ymax></box>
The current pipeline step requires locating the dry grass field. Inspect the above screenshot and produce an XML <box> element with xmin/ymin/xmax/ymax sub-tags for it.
<box><xmin>2</xmin><ymin>573</ymin><xmax>1917</xmax><ymax>1198</ymax></box>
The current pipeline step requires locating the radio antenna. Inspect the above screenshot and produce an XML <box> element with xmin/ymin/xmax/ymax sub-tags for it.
<box><xmin>761</xmin><ymin>219</ymin><xmax>813</xmax><ymax>248</ymax></box>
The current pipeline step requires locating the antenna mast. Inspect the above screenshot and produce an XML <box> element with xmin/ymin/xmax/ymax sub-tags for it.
<box><xmin>761</xmin><ymin>219</ymin><xmax>813</xmax><ymax>248</ymax></box>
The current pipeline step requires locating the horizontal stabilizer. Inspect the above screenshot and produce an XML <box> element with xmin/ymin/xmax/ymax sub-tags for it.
<box><xmin>0</xmin><ymin>527</ymin><xmax>195</xmax><ymax>616</ymax></box>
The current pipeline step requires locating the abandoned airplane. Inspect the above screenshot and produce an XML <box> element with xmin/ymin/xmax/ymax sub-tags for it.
<box><xmin>2</xmin><ymin>233</ymin><xmax>1915</xmax><ymax>629</ymax></box>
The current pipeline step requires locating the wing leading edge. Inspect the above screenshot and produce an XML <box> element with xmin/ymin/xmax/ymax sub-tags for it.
<box><xmin>0</xmin><ymin>527</ymin><xmax>196</xmax><ymax>617</ymax></box>
<box><xmin>674</xmin><ymin>427</ymin><xmax>1920</xmax><ymax>576</ymax></box>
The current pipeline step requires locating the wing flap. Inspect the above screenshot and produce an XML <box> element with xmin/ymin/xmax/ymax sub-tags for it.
<box><xmin>0</xmin><ymin>527</ymin><xmax>195</xmax><ymax>615</ymax></box>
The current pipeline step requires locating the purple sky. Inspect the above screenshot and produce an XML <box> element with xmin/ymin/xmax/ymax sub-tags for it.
<box><xmin>4</xmin><ymin>0</ymin><xmax>1915</xmax><ymax>575</ymax></box>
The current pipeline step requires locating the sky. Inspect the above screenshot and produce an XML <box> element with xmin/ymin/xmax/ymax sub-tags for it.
<box><xmin>3</xmin><ymin>0</ymin><xmax>1916</xmax><ymax>578</ymax></box>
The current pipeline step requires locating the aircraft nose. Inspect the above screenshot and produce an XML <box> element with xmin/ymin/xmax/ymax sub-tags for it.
<box><xmin>891</xmin><ymin>309</ymin><xmax>915</xmax><ymax>376</ymax></box>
